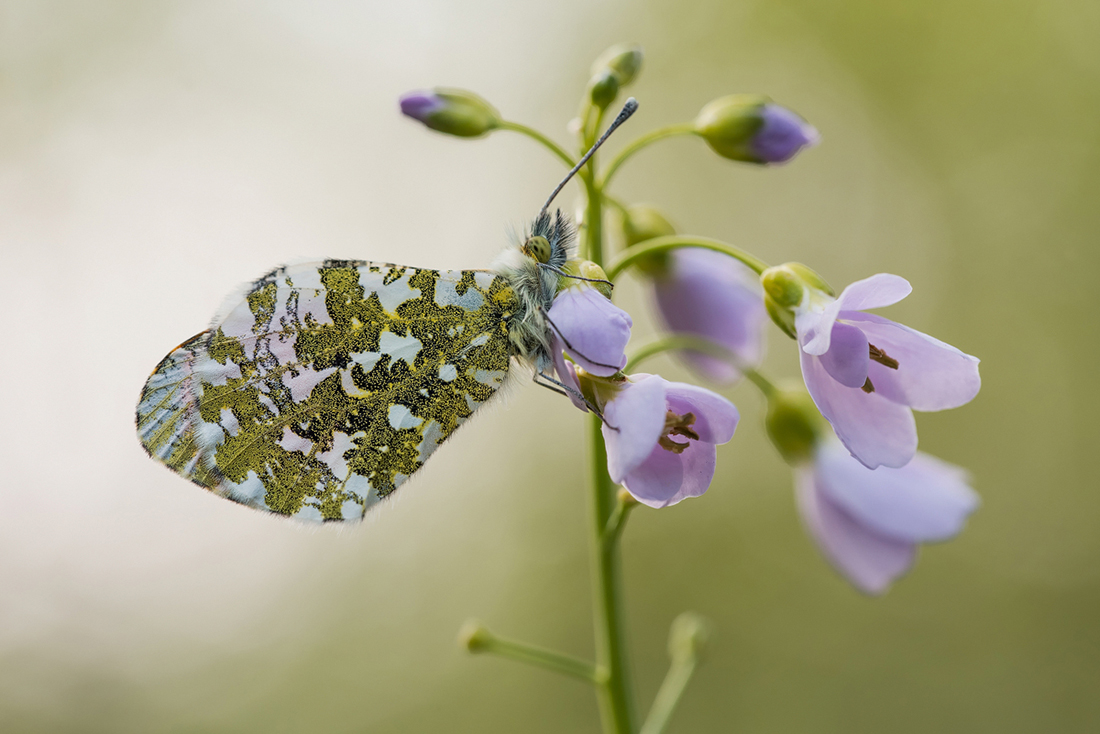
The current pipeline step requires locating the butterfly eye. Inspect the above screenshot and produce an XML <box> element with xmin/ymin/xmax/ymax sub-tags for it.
<box><xmin>524</xmin><ymin>235</ymin><xmax>552</xmax><ymax>264</ymax></box>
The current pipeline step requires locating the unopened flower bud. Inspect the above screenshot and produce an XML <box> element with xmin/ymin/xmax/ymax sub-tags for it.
<box><xmin>622</xmin><ymin>205</ymin><xmax>675</xmax><ymax>246</ymax></box>
<box><xmin>668</xmin><ymin>611</ymin><xmax>710</xmax><ymax>662</ymax></box>
<box><xmin>591</xmin><ymin>43</ymin><xmax>644</xmax><ymax>87</ymax></box>
<box><xmin>765</xmin><ymin>387</ymin><xmax>823</xmax><ymax>465</ymax></box>
<box><xmin>458</xmin><ymin>619</ymin><xmax>492</xmax><ymax>652</ymax></box>
<box><xmin>557</xmin><ymin>259</ymin><xmax>614</xmax><ymax>299</ymax></box>
<box><xmin>588</xmin><ymin>69</ymin><xmax>620</xmax><ymax>111</ymax></box>
<box><xmin>694</xmin><ymin>95</ymin><xmax>818</xmax><ymax>164</ymax></box>
<box><xmin>399</xmin><ymin>88</ymin><xmax>501</xmax><ymax>138</ymax></box>
<box><xmin>620</xmin><ymin>205</ymin><xmax>676</xmax><ymax>276</ymax></box>
<box><xmin>761</xmin><ymin>265</ymin><xmax>804</xmax><ymax>310</ymax></box>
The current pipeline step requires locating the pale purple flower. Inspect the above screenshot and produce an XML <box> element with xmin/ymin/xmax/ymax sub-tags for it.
<box><xmin>548</xmin><ymin>286</ymin><xmax>632</xmax><ymax>378</ymax></box>
<box><xmin>796</xmin><ymin>439</ymin><xmax>979</xmax><ymax>594</ymax></box>
<box><xmin>600</xmin><ymin>374</ymin><xmax>739</xmax><ymax>508</ymax></box>
<box><xmin>652</xmin><ymin>248</ymin><xmax>767</xmax><ymax>384</ymax></box>
<box><xmin>796</xmin><ymin>274</ymin><xmax>980</xmax><ymax>469</ymax></box>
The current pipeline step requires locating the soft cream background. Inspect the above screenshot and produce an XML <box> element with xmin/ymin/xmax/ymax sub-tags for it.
<box><xmin>1</xmin><ymin>1</ymin><xmax>1097</xmax><ymax>732</ymax></box>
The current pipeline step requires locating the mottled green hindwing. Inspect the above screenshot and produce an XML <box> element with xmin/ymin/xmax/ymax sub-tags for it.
<box><xmin>136</xmin><ymin>260</ymin><xmax>518</xmax><ymax>522</ymax></box>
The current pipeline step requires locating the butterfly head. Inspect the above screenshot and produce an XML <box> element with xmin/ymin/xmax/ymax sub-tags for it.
<box><xmin>523</xmin><ymin>209</ymin><xmax>574</xmax><ymax>269</ymax></box>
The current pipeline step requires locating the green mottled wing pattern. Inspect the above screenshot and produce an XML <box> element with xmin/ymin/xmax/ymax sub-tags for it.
<box><xmin>136</xmin><ymin>260</ymin><xmax>517</xmax><ymax>522</ymax></box>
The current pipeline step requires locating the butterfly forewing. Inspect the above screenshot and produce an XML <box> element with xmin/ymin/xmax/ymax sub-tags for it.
<box><xmin>136</xmin><ymin>260</ymin><xmax>516</xmax><ymax>522</ymax></box>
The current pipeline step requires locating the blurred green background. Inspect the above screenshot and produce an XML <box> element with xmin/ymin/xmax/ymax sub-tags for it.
<box><xmin>1</xmin><ymin>1</ymin><xmax>1097</xmax><ymax>732</ymax></box>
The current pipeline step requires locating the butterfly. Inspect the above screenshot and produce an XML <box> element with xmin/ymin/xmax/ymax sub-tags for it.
<box><xmin>136</xmin><ymin>212</ymin><xmax>587</xmax><ymax>521</ymax></box>
<box><xmin>136</xmin><ymin>100</ymin><xmax>639</xmax><ymax>522</ymax></box>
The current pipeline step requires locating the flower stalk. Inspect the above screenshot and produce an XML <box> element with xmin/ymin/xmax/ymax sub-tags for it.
<box><xmin>460</xmin><ymin>621</ymin><xmax>604</xmax><ymax>685</ymax></box>
<box><xmin>606</xmin><ymin>235</ymin><xmax>769</xmax><ymax>280</ymax></box>
<box><xmin>583</xmin><ymin>104</ymin><xmax>637</xmax><ymax>734</ymax></box>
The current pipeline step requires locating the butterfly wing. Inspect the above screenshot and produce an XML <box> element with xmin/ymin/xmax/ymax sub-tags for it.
<box><xmin>136</xmin><ymin>260</ymin><xmax>516</xmax><ymax>522</ymax></box>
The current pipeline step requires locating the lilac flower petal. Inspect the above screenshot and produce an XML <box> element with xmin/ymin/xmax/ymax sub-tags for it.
<box><xmin>818</xmin><ymin>321</ymin><xmax>869</xmax><ymax>388</ymax></box>
<box><xmin>548</xmin><ymin>288</ymin><xmax>632</xmax><ymax>377</ymax></box>
<box><xmin>835</xmin><ymin>273</ymin><xmax>912</xmax><ymax>312</ymax></box>
<box><xmin>663</xmin><ymin>382</ymin><xmax>739</xmax><ymax>444</ymax></box>
<box><xmin>652</xmin><ymin>249</ymin><xmax>766</xmax><ymax>383</ymax></box>
<box><xmin>750</xmin><ymin>105</ymin><xmax>820</xmax><ymax>164</ymax></box>
<box><xmin>622</xmin><ymin>445</ymin><xmax>684</xmax><ymax>508</ymax></box>
<box><xmin>843</xmin><ymin>312</ymin><xmax>981</xmax><ymax>412</ymax></box>
<box><xmin>796</xmin><ymin>468</ymin><xmax>916</xmax><ymax>595</ymax></box>
<box><xmin>399</xmin><ymin>91</ymin><xmax>444</xmax><ymax>121</ymax></box>
<box><xmin>657</xmin><ymin>440</ymin><xmax>718</xmax><ymax>506</ymax></box>
<box><xmin>796</xmin><ymin>298</ymin><xmax>843</xmax><ymax>356</ymax></box>
<box><xmin>602</xmin><ymin>375</ymin><xmax>667</xmax><ymax>482</ymax></box>
<box><xmin>800</xmin><ymin>347</ymin><xmax>917</xmax><ymax>469</ymax></box>
<box><xmin>550</xmin><ymin>335</ymin><xmax>587</xmax><ymax>412</ymax></box>
<box><xmin>814</xmin><ymin>443</ymin><xmax>980</xmax><ymax>543</ymax></box>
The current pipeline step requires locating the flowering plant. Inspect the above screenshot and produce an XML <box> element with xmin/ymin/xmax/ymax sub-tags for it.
<box><xmin>401</xmin><ymin>43</ymin><xmax>980</xmax><ymax>734</ymax></box>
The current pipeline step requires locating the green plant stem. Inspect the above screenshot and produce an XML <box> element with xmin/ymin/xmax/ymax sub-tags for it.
<box><xmin>600</xmin><ymin>123</ymin><xmax>696</xmax><ymax>189</ymax></box>
<box><xmin>583</xmin><ymin>174</ymin><xmax>604</xmax><ymax>264</ymax></box>
<box><xmin>742</xmin><ymin>366</ymin><xmax>780</xmax><ymax>399</ymax></box>
<box><xmin>605</xmin><ymin>236</ymin><xmax>769</xmax><ymax>280</ymax></box>
<box><xmin>589</xmin><ymin>415</ymin><xmax>635</xmax><ymax>734</ymax></box>
<box><xmin>498</xmin><ymin>121</ymin><xmax>577</xmax><ymax>169</ymax></box>
<box><xmin>602</xmin><ymin>492</ymin><xmax>637</xmax><ymax>546</ymax></box>
<box><xmin>582</xmin><ymin>121</ymin><xmax>635</xmax><ymax>734</ymax></box>
<box><xmin>470</xmin><ymin>628</ymin><xmax>604</xmax><ymax>685</ymax></box>
<box><xmin>638</xmin><ymin>656</ymin><xmax>699</xmax><ymax>734</ymax></box>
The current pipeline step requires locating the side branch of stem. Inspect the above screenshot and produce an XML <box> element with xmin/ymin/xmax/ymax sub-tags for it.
<box><xmin>600</xmin><ymin>123</ymin><xmax>696</xmax><ymax>189</ymax></box>
<box><xmin>463</xmin><ymin>622</ymin><xmax>604</xmax><ymax>685</ymax></box>
<box><xmin>606</xmin><ymin>236</ymin><xmax>769</xmax><ymax>280</ymax></box>
<box><xmin>498</xmin><ymin>121</ymin><xmax>578</xmax><ymax>169</ymax></box>
<box><xmin>638</xmin><ymin>656</ymin><xmax>699</xmax><ymax>734</ymax></box>
<box><xmin>624</xmin><ymin>335</ymin><xmax>780</xmax><ymax>399</ymax></box>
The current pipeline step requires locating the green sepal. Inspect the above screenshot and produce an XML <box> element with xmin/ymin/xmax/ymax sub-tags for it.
<box><xmin>424</xmin><ymin>88</ymin><xmax>501</xmax><ymax>138</ymax></box>
<box><xmin>693</xmin><ymin>94</ymin><xmax>770</xmax><ymax>163</ymax></box>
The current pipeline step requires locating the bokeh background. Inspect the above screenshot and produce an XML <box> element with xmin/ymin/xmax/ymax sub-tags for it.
<box><xmin>2</xmin><ymin>1</ymin><xmax>1097</xmax><ymax>732</ymax></box>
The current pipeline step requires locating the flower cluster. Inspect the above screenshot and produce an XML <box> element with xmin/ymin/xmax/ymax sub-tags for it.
<box><xmin>399</xmin><ymin>44</ymin><xmax>983</xmax><ymax>596</ymax></box>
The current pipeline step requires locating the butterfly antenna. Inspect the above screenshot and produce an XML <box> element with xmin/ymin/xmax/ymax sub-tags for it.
<box><xmin>540</xmin><ymin>98</ymin><xmax>638</xmax><ymax>217</ymax></box>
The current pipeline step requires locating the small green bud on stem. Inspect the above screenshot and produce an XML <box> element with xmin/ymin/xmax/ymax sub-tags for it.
<box><xmin>459</xmin><ymin>619</ymin><xmax>493</xmax><ymax>653</ymax></box>
<box><xmin>619</xmin><ymin>205</ymin><xmax>676</xmax><ymax>276</ymax></box>
<box><xmin>592</xmin><ymin>43</ymin><xmax>644</xmax><ymax>87</ymax></box>
<box><xmin>588</xmin><ymin>69</ymin><xmax>621</xmax><ymax>111</ymax></box>
<box><xmin>764</xmin><ymin>387</ymin><xmax>823</xmax><ymax>465</ymax></box>
<box><xmin>668</xmin><ymin>612</ymin><xmax>710</xmax><ymax>663</ymax></box>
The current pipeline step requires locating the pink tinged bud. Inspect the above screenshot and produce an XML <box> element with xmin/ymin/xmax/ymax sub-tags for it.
<box><xmin>795</xmin><ymin>274</ymin><xmax>981</xmax><ymax>469</ymax></box>
<box><xmin>796</xmin><ymin>441</ymin><xmax>979</xmax><ymax>594</ymax></box>
<box><xmin>651</xmin><ymin>248</ymin><xmax>767</xmax><ymax>384</ymax></box>
<box><xmin>694</xmin><ymin>95</ymin><xmax>818</xmax><ymax>165</ymax></box>
<box><xmin>601</xmin><ymin>375</ymin><xmax>738</xmax><ymax>508</ymax></box>
<box><xmin>547</xmin><ymin>287</ymin><xmax>632</xmax><ymax>377</ymax></box>
<box><xmin>398</xmin><ymin>88</ymin><xmax>501</xmax><ymax>138</ymax></box>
